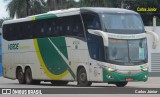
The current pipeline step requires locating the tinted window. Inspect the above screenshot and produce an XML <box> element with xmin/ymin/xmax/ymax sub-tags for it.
<box><xmin>3</xmin><ymin>15</ymin><xmax>84</xmax><ymax>41</ymax></box>
<box><xmin>82</xmin><ymin>13</ymin><xmax>101</xmax><ymax>30</ymax></box>
<box><xmin>82</xmin><ymin>13</ymin><xmax>104</xmax><ymax>61</ymax></box>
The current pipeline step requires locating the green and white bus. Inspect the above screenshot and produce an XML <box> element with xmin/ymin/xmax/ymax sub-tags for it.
<box><xmin>2</xmin><ymin>7</ymin><xmax>159</xmax><ymax>87</ymax></box>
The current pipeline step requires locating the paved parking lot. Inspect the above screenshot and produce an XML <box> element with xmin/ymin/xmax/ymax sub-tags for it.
<box><xmin>0</xmin><ymin>76</ymin><xmax>160</xmax><ymax>88</ymax></box>
<box><xmin>0</xmin><ymin>76</ymin><xmax>160</xmax><ymax>97</ymax></box>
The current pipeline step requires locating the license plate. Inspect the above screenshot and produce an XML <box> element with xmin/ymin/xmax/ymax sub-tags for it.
<box><xmin>126</xmin><ymin>78</ymin><xmax>133</xmax><ymax>81</ymax></box>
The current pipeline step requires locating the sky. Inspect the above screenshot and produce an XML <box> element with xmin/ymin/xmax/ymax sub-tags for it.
<box><xmin>0</xmin><ymin>0</ymin><xmax>9</xmax><ymax>19</ymax></box>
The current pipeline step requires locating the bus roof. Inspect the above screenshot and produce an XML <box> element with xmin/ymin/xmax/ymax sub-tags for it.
<box><xmin>3</xmin><ymin>7</ymin><xmax>138</xmax><ymax>25</ymax></box>
<box><xmin>81</xmin><ymin>7</ymin><xmax>138</xmax><ymax>14</ymax></box>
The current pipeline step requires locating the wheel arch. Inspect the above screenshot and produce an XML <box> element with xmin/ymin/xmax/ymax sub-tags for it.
<box><xmin>24</xmin><ymin>66</ymin><xmax>31</xmax><ymax>72</ymax></box>
<box><xmin>76</xmin><ymin>65</ymin><xmax>89</xmax><ymax>81</ymax></box>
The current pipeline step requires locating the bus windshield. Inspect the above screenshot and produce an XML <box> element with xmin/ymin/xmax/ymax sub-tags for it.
<box><xmin>106</xmin><ymin>38</ymin><xmax>147</xmax><ymax>65</ymax></box>
<box><xmin>102</xmin><ymin>13</ymin><xmax>144</xmax><ymax>34</ymax></box>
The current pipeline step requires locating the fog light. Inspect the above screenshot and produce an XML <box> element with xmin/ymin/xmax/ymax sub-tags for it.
<box><xmin>144</xmin><ymin>75</ymin><xmax>147</xmax><ymax>78</ymax></box>
<box><xmin>107</xmin><ymin>75</ymin><xmax>114</xmax><ymax>79</ymax></box>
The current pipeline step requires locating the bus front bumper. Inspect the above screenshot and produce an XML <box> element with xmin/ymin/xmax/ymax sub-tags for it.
<box><xmin>103</xmin><ymin>69</ymin><xmax>148</xmax><ymax>82</ymax></box>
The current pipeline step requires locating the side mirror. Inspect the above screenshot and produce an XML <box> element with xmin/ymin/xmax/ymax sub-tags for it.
<box><xmin>146</xmin><ymin>30</ymin><xmax>159</xmax><ymax>49</ymax></box>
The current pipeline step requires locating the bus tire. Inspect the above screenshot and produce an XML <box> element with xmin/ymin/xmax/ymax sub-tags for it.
<box><xmin>16</xmin><ymin>67</ymin><xmax>25</xmax><ymax>84</ymax></box>
<box><xmin>51</xmin><ymin>81</ymin><xmax>68</xmax><ymax>86</ymax></box>
<box><xmin>77</xmin><ymin>67</ymin><xmax>92</xmax><ymax>87</ymax></box>
<box><xmin>115</xmin><ymin>82</ymin><xmax>128</xmax><ymax>87</ymax></box>
<box><xmin>25</xmin><ymin>67</ymin><xmax>34</xmax><ymax>84</ymax></box>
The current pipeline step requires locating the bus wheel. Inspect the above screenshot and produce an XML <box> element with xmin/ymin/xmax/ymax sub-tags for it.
<box><xmin>51</xmin><ymin>81</ymin><xmax>68</xmax><ymax>86</ymax></box>
<box><xmin>77</xmin><ymin>68</ymin><xmax>92</xmax><ymax>87</ymax></box>
<box><xmin>115</xmin><ymin>82</ymin><xmax>128</xmax><ymax>87</ymax></box>
<box><xmin>16</xmin><ymin>68</ymin><xmax>25</xmax><ymax>84</ymax></box>
<box><xmin>25</xmin><ymin>68</ymin><xmax>34</xmax><ymax>84</ymax></box>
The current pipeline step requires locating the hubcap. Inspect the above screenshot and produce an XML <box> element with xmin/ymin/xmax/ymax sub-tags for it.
<box><xmin>18</xmin><ymin>71</ymin><xmax>23</xmax><ymax>80</ymax></box>
<box><xmin>80</xmin><ymin>73</ymin><xmax>86</xmax><ymax>82</ymax></box>
<box><xmin>26</xmin><ymin>70</ymin><xmax>31</xmax><ymax>82</ymax></box>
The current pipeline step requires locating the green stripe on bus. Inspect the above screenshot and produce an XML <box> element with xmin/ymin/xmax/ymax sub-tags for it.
<box><xmin>35</xmin><ymin>14</ymin><xmax>57</xmax><ymax>20</ymax></box>
<box><xmin>37</xmin><ymin>37</ymin><xmax>75</xmax><ymax>79</ymax></box>
<box><xmin>34</xmin><ymin>39</ymin><xmax>69</xmax><ymax>80</ymax></box>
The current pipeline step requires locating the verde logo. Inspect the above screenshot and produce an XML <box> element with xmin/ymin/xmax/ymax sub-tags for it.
<box><xmin>8</xmin><ymin>43</ymin><xmax>19</xmax><ymax>50</ymax></box>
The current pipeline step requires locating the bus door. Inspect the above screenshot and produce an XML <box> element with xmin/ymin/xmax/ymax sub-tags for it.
<box><xmin>87</xmin><ymin>34</ymin><xmax>105</xmax><ymax>81</ymax></box>
<box><xmin>81</xmin><ymin>12</ymin><xmax>104</xmax><ymax>81</ymax></box>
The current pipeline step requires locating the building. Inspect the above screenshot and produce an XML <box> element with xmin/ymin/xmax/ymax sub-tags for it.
<box><xmin>0</xmin><ymin>28</ymin><xmax>2</xmax><ymax>76</ymax></box>
<box><xmin>146</xmin><ymin>26</ymin><xmax>160</xmax><ymax>76</ymax></box>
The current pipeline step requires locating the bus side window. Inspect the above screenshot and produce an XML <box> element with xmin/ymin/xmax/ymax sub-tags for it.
<box><xmin>57</xmin><ymin>18</ymin><xmax>62</xmax><ymax>36</ymax></box>
<box><xmin>51</xmin><ymin>20</ymin><xmax>56</xmax><ymax>36</ymax></box>
<box><xmin>16</xmin><ymin>23</ymin><xmax>21</xmax><ymax>40</ymax></box>
<box><xmin>28</xmin><ymin>22</ymin><xmax>34</xmax><ymax>39</ymax></box>
<box><xmin>43</xmin><ymin>20</ymin><xmax>50</xmax><ymax>37</ymax></box>
<box><xmin>28</xmin><ymin>21</ymin><xmax>34</xmax><ymax>39</ymax></box>
<box><xmin>12</xmin><ymin>24</ymin><xmax>16</xmax><ymax>40</ymax></box>
<box><xmin>8</xmin><ymin>25</ymin><xmax>11</xmax><ymax>40</ymax></box>
<box><xmin>64</xmin><ymin>16</ymin><xmax>72</xmax><ymax>36</ymax></box>
<box><xmin>33</xmin><ymin>21</ymin><xmax>38</xmax><ymax>38</ymax></box>
<box><xmin>82</xmin><ymin>13</ymin><xmax>104</xmax><ymax>61</ymax></box>
<box><xmin>82</xmin><ymin>13</ymin><xmax>101</xmax><ymax>30</ymax></box>
<box><xmin>3</xmin><ymin>25</ymin><xmax>9</xmax><ymax>40</ymax></box>
<box><xmin>47</xmin><ymin>20</ymin><xmax>53</xmax><ymax>37</ymax></box>
<box><xmin>41</xmin><ymin>21</ymin><xmax>45</xmax><ymax>37</ymax></box>
<box><xmin>54</xmin><ymin>18</ymin><xmax>61</xmax><ymax>36</ymax></box>
<box><xmin>21</xmin><ymin>22</ymin><xmax>27</xmax><ymax>39</ymax></box>
<box><xmin>71</xmin><ymin>15</ymin><xmax>84</xmax><ymax>37</ymax></box>
<box><xmin>19</xmin><ymin>23</ymin><xmax>26</xmax><ymax>40</ymax></box>
<box><xmin>54</xmin><ymin>18</ymin><xmax>59</xmax><ymax>36</ymax></box>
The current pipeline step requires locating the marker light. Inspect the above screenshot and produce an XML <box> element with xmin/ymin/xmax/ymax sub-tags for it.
<box><xmin>107</xmin><ymin>67</ymin><xmax>117</xmax><ymax>72</ymax></box>
<box><xmin>141</xmin><ymin>67</ymin><xmax>148</xmax><ymax>71</ymax></box>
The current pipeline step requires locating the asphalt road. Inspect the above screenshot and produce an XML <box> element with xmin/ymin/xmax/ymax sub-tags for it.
<box><xmin>0</xmin><ymin>76</ymin><xmax>160</xmax><ymax>97</ymax></box>
<box><xmin>0</xmin><ymin>76</ymin><xmax>160</xmax><ymax>88</ymax></box>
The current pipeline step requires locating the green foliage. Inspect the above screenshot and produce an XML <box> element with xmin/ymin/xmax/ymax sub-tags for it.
<box><xmin>5</xmin><ymin>0</ymin><xmax>160</xmax><ymax>25</ymax></box>
<box><xmin>6</xmin><ymin>0</ymin><xmax>47</xmax><ymax>18</ymax></box>
<box><xmin>79</xmin><ymin>0</ymin><xmax>160</xmax><ymax>26</ymax></box>
<box><xmin>46</xmin><ymin>0</ymin><xmax>79</xmax><ymax>10</ymax></box>
<box><xmin>80</xmin><ymin>0</ymin><xmax>108</xmax><ymax>7</ymax></box>
<box><xmin>122</xmin><ymin>0</ymin><xmax>160</xmax><ymax>26</ymax></box>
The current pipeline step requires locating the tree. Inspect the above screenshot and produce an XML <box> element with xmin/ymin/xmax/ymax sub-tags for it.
<box><xmin>47</xmin><ymin>0</ymin><xmax>66</xmax><ymax>11</ymax></box>
<box><xmin>46</xmin><ymin>0</ymin><xmax>79</xmax><ymax>11</ymax></box>
<box><xmin>5</xmin><ymin>0</ymin><xmax>47</xmax><ymax>18</ymax></box>
<box><xmin>119</xmin><ymin>0</ymin><xmax>160</xmax><ymax>26</ymax></box>
<box><xmin>79</xmin><ymin>0</ymin><xmax>160</xmax><ymax>26</ymax></box>
<box><xmin>80</xmin><ymin>0</ymin><xmax>112</xmax><ymax>7</ymax></box>
<box><xmin>65</xmin><ymin>0</ymin><xmax>79</xmax><ymax>9</ymax></box>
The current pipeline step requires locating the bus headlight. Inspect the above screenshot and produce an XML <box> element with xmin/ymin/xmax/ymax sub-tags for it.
<box><xmin>141</xmin><ymin>67</ymin><xmax>148</xmax><ymax>71</ymax></box>
<box><xmin>107</xmin><ymin>67</ymin><xmax>116</xmax><ymax>72</ymax></box>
